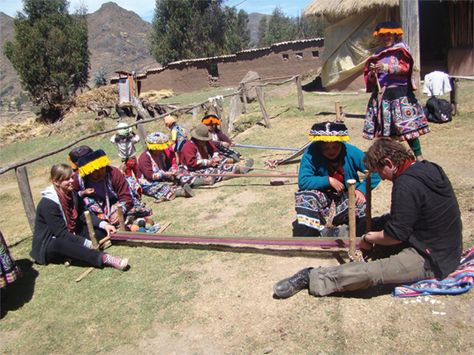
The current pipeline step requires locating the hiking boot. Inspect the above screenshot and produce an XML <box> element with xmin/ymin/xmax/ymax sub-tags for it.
<box><xmin>273</xmin><ymin>267</ymin><xmax>313</xmax><ymax>299</ymax></box>
<box><xmin>174</xmin><ymin>184</ymin><xmax>195</xmax><ymax>198</ymax></box>
<box><xmin>102</xmin><ymin>254</ymin><xmax>129</xmax><ymax>271</ymax></box>
<box><xmin>192</xmin><ymin>176</ymin><xmax>215</xmax><ymax>187</ymax></box>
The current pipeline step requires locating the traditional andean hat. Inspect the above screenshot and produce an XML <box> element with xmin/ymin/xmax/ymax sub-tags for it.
<box><xmin>146</xmin><ymin>132</ymin><xmax>171</xmax><ymax>150</ymax></box>
<box><xmin>201</xmin><ymin>114</ymin><xmax>221</xmax><ymax>126</ymax></box>
<box><xmin>308</xmin><ymin>121</ymin><xmax>349</xmax><ymax>142</ymax></box>
<box><xmin>68</xmin><ymin>145</ymin><xmax>93</xmax><ymax>170</ymax></box>
<box><xmin>190</xmin><ymin>123</ymin><xmax>211</xmax><ymax>141</ymax></box>
<box><xmin>373</xmin><ymin>21</ymin><xmax>404</xmax><ymax>37</ymax></box>
<box><xmin>76</xmin><ymin>149</ymin><xmax>110</xmax><ymax>177</ymax></box>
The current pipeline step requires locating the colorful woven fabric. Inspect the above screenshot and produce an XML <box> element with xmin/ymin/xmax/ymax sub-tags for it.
<box><xmin>0</xmin><ymin>232</ymin><xmax>22</xmax><ymax>288</ymax></box>
<box><xmin>393</xmin><ymin>247</ymin><xmax>474</xmax><ymax>297</ymax></box>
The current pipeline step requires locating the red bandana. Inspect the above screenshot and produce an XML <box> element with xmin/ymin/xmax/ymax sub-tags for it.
<box><xmin>394</xmin><ymin>158</ymin><xmax>416</xmax><ymax>178</ymax></box>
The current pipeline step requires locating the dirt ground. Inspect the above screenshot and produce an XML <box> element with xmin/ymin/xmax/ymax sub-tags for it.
<box><xmin>1</xmin><ymin>85</ymin><xmax>473</xmax><ymax>354</ymax></box>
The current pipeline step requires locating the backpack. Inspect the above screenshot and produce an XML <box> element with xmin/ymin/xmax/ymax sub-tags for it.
<box><xmin>424</xmin><ymin>96</ymin><xmax>453</xmax><ymax>124</ymax></box>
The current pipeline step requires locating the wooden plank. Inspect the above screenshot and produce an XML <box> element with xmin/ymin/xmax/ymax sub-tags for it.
<box><xmin>117</xmin><ymin>205</ymin><xmax>126</xmax><ymax>232</ymax></box>
<box><xmin>75</xmin><ymin>267</ymin><xmax>95</xmax><ymax>282</ymax></box>
<box><xmin>15</xmin><ymin>166</ymin><xmax>36</xmax><ymax>233</ymax></box>
<box><xmin>240</xmin><ymin>83</ymin><xmax>247</xmax><ymax>114</ymax></box>
<box><xmin>295</xmin><ymin>75</ymin><xmax>304</xmax><ymax>111</ymax></box>
<box><xmin>157</xmin><ymin>221</ymin><xmax>171</xmax><ymax>234</ymax></box>
<box><xmin>365</xmin><ymin>171</ymin><xmax>372</xmax><ymax>233</ymax></box>
<box><xmin>400</xmin><ymin>0</ymin><xmax>421</xmax><ymax>88</ymax></box>
<box><xmin>255</xmin><ymin>86</ymin><xmax>270</xmax><ymax>128</ymax></box>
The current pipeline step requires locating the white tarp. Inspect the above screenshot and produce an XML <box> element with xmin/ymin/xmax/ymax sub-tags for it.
<box><xmin>320</xmin><ymin>8</ymin><xmax>391</xmax><ymax>88</ymax></box>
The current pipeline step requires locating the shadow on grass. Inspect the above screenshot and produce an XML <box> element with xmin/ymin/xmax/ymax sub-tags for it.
<box><xmin>1</xmin><ymin>259</ymin><xmax>38</xmax><ymax>319</ymax></box>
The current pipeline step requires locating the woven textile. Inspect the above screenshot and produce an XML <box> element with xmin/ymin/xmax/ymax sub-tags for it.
<box><xmin>393</xmin><ymin>247</ymin><xmax>474</xmax><ymax>297</ymax></box>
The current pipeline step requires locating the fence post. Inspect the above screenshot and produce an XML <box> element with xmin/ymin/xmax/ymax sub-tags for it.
<box><xmin>240</xmin><ymin>83</ymin><xmax>247</xmax><ymax>114</ymax></box>
<box><xmin>15</xmin><ymin>166</ymin><xmax>36</xmax><ymax>233</ymax></box>
<box><xmin>228</xmin><ymin>94</ymin><xmax>241</xmax><ymax>133</ymax></box>
<box><xmin>255</xmin><ymin>86</ymin><xmax>270</xmax><ymax>128</ymax></box>
<box><xmin>295</xmin><ymin>75</ymin><xmax>304</xmax><ymax>111</ymax></box>
<box><xmin>335</xmin><ymin>101</ymin><xmax>343</xmax><ymax>121</ymax></box>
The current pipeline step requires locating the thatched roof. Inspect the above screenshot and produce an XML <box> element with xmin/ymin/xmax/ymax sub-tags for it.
<box><xmin>304</xmin><ymin>0</ymin><xmax>399</xmax><ymax>17</ymax></box>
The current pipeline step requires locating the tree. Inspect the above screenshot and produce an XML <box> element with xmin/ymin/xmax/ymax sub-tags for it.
<box><xmin>257</xmin><ymin>16</ymin><xmax>268</xmax><ymax>47</ymax></box>
<box><xmin>296</xmin><ymin>15</ymin><xmax>327</xmax><ymax>39</ymax></box>
<box><xmin>4</xmin><ymin>0</ymin><xmax>89</xmax><ymax>121</ymax></box>
<box><xmin>150</xmin><ymin>0</ymin><xmax>250</xmax><ymax>65</ymax></box>
<box><xmin>266</xmin><ymin>7</ymin><xmax>297</xmax><ymax>45</ymax></box>
<box><xmin>94</xmin><ymin>67</ymin><xmax>108</xmax><ymax>87</ymax></box>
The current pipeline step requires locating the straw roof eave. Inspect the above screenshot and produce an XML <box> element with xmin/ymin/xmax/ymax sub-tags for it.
<box><xmin>304</xmin><ymin>0</ymin><xmax>399</xmax><ymax>17</ymax></box>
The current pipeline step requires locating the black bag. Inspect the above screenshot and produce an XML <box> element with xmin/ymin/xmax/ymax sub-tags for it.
<box><xmin>424</xmin><ymin>96</ymin><xmax>453</xmax><ymax>124</ymax></box>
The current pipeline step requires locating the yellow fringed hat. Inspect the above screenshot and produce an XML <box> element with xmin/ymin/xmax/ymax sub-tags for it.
<box><xmin>373</xmin><ymin>21</ymin><xmax>404</xmax><ymax>37</ymax></box>
<box><xmin>308</xmin><ymin>121</ymin><xmax>349</xmax><ymax>142</ymax></box>
<box><xmin>146</xmin><ymin>132</ymin><xmax>171</xmax><ymax>150</ymax></box>
<box><xmin>77</xmin><ymin>149</ymin><xmax>110</xmax><ymax>177</ymax></box>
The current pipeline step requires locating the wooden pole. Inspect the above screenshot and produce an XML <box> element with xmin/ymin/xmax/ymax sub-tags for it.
<box><xmin>240</xmin><ymin>83</ymin><xmax>247</xmax><ymax>114</ymax></box>
<box><xmin>117</xmin><ymin>205</ymin><xmax>126</xmax><ymax>232</ymax></box>
<box><xmin>364</xmin><ymin>171</ymin><xmax>372</xmax><ymax>233</ymax></box>
<box><xmin>228</xmin><ymin>94</ymin><xmax>240</xmax><ymax>133</ymax></box>
<box><xmin>75</xmin><ymin>267</ymin><xmax>95</xmax><ymax>282</ymax></box>
<box><xmin>15</xmin><ymin>166</ymin><xmax>36</xmax><ymax>233</ymax></box>
<box><xmin>295</xmin><ymin>75</ymin><xmax>304</xmax><ymax>111</ymax></box>
<box><xmin>347</xmin><ymin>179</ymin><xmax>357</xmax><ymax>259</ymax></box>
<box><xmin>84</xmin><ymin>211</ymin><xmax>99</xmax><ymax>249</ymax></box>
<box><xmin>255</xmin><ymin>86</ymin><xmax>270</xmax><ymax>128</ymax></box>
<box><xmin>335</xmin><ymin>101</ymin><xmax>342</xmax><ymax>121</ymax></box>
<box><xmin>400</xmin><ymin>0</ymin><xmax>421</xmax><ymax>88</ymax></box>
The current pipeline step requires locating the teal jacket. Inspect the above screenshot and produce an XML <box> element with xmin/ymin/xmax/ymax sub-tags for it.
<box><xmin>298</xmin><ymin>142</ymin><xmax>380</xmax><ymax>195</ymax></box>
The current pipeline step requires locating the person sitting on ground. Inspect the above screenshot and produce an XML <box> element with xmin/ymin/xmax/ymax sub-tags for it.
<box><xmin>1</xmin><ymin>231</ymin><xmax>22</xmax><ymax>289</ymax></box>
<box><xmin>68</xmin><ymin>145</ymin><xmax>95</xmax><ymax>198</ymax></box>
<box><xmin>137</xmin><ymin>132</ymin><xmax>194</xmax><ymax>202</ymax></box>
<box><xmin>73</xmin><ymin>149</ymin><xmax>135</xmax><ymax>227</ymax></box>
<box><xmin>179</xmin><ymin>123</ymin><xmax>253</xmax><ymax>187</ymax></box>
<box><xmin>274</xmin><ymin>139</ymin><xmax>462</xmax><ymax>299</ymax></box>
<box><xmin>110</xmin><ymin>122</ymin><xmax>141</xmax><ymax>178</ymax></box>
<box><xmin>201</xmin><ymin>113</ymin><xmax>241</xmax><ymax>163</ymax></box>
<box><xmin>31</xmin><ymin>164</ymin><xmax>128</xmax><ymax>271</ymax></box>
<box><xmin>164</xmin><ymin>115</ymin><xmax>188</xmax><ymax>162</ymax></box>
<box><xmin>294</xmin><ymin>121</ymin><xmax>380</xmax><ymax>237</ymax></box>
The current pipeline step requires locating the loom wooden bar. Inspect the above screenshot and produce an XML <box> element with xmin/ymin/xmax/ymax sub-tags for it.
<box><xmin>295</xmin><ymin>75</ymin><xmax>304</xmax><ymax>111</ymax></box>
<box><xmin>255</xmin><ymin>86</ymin><xmax>271</xmax><ymax>128</ymax></box>
<box><xmin>84</xmin><ymin>211</ymin><xmax>99</xmax><ymax>249</ymax></box>
<box><xmin>117</xmin><ymin>205</ymin><xmax>126</xmax><ymax>232</ymax></box>
<box><xmin>15</xmin><ymin>166</ymin><xmax>36</xmax><ymax>233</ymax></box>
<box><xmin>365</xmin><ymin>171</ymin><xmax>372</xmax><ymax>233</ymax></box>
<box><xmin>193</xmin><ymin>172</ymin><xmax>298</xmax><ymax>178</ymax></box>
<box><xmin>400</xmin><ymin>0</ymin><xmax>420</xmax><ymax>88</ymax></box>
<box><xmin>347</xmin><ymin>179</ymin><xmax>357</xmax><ymax>259</ymax></box>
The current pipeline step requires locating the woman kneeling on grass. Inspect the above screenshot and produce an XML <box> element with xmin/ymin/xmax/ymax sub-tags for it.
<box><xmin>30</xmin><ymin>164</ymin><xmax>128</xmax><ymax>271</ymax></box>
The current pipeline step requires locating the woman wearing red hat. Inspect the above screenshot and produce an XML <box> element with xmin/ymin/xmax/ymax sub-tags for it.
<box><xmin>363</xmin><ymin>21</ymin><xmax>429</xmax><ymax>160</ymax></box>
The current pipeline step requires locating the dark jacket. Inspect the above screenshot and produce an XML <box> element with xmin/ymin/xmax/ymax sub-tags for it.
<box><xmin>31</xmin><ymin>186</ymin><xmax>101</xmax><ymax>264</ymax></box>
<box><xmin>384</xmin><ymin>161</ymin><xmax>462</xmax><ymax>279</ymax></box>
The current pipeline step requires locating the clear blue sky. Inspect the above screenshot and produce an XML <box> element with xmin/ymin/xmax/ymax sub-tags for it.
<box><xmin>1</xmin><ymin>0</ymin><xmax>312</xmax><ymax>22</ymax></box>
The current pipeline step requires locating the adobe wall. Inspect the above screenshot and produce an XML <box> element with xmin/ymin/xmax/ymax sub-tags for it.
<box><xmin>139</xmin><ymin>41</ymin><xmax>325</xmax><ymax>94</ymax></box>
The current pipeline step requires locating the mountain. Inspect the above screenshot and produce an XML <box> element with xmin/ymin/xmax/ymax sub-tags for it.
<box><xmin>0</xmin><ymin>12</ymin><xmax>20</xmax><ymax>99</ymax></box>
<box><xmin>87</xmin><ymin>2</ymin><xmax>158</xmax><ymax>82</ymax></box>
<box><xmin>0</xmin><ymin>3</ymin><xmax>158</xmax><ymax>102</ymax></box>
<box><xmin>248</xmin><ymin>13</ymin><xmax>268</xmax><ymax>47</ymax></box>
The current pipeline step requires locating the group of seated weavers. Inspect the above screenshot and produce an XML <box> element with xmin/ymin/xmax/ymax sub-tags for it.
<box><xmin>29</xmin><ymin>113</ymin><xmax>253</xmax><ymax>271</ymax></box>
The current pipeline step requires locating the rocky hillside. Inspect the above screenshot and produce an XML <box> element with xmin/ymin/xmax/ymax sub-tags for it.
<box><xmin>0</xmin><ymin>2</ymin><xmax>157</xmax><ymax>101</ymax></box>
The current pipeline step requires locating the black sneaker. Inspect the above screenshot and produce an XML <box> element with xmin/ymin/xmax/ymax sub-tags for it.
<box><xmin>273</xmin><ymin>267</ymin><xmax>313</xmax><ymax>299</ymax></box>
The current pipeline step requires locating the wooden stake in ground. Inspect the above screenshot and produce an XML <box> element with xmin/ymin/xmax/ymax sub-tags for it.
<box><xmin>365</xmin><ymin>170</ymin><xmax>372</xmax><ymax>233</ymax></box>
<box><xmin>117</xmin><ymin>205</ymin><xmax>126</xmax><ymax>232</ymax></box>
<box><xmin>255</xmin><ymin>86</ymin><xmax>270</xmax><ymax>128</ymax></box>
<box><xmin>347</xmin><ymin>179</ymin><xmax>357</xmax><ymax>260</ymax></box>
<box><xmin>76</xmin><ymin>211</ymin><xmax>100</xmax><ymax>282</ymax></box>
<box><xmin>15</xmin><ymin>166</ymin><xmax>36</xmax><ymax>234</ymax></box>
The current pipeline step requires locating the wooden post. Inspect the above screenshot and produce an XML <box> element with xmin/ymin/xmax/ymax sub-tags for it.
<box><xmin>228</xmin><ymin>94</ymin><xmax>241</xmax><ymax>133</ymax></box>
<box><xmin>364</xmin><ymin>171</ymin><xmax>372</xmax><ymax>233</ymax></box>
<box><xmin>84</xmin><ymin>211</ymin><xmax>99</xmax><ymax>249</ymax></box>
<box><xmin>400</xmin><ymin>0</ymin><xmax>421</xmax><ymax>88</ymax></box>
<box><xmin>15</xmin><ymin>166</ymin><xmax>36</xmax><ymax>233</ymax></box>
<box><xmin>450</xmin><ymin>78</ymin><xmax>459</xmax><ymax>116</ymax></box>
<box><xmin>240</xmin><ymin>83</ymin><xmax>247</xmax><ymax>114</ymax></box>
<box><xmin>117</xmin><ymin>205</ymin><xmax>126</xmax><ymax>232</ymax></box>
<box><xmin>255</xmin><ymin>86</ymin><xmax>270</xmax><ymax>128</ymax></box>
<box><xmin>335</xmin><ymin>101</ymin><xmax>343</xmax><ymax>121</ymax></box>
<box><xmin>295</xmin><ymin>75</ymin><xmax>304</xmax><ymax>111</ymax></box>
<box><xmin>347</xmin><ymin>179</ymin><xmax>357</xmax><ymax>259</ymax></box>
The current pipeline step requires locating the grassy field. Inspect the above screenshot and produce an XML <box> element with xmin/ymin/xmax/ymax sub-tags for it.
<box><xmin>1</xmin><ymin>81</ymin><xmax>473</xmax><ymax>354</ymax></box>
